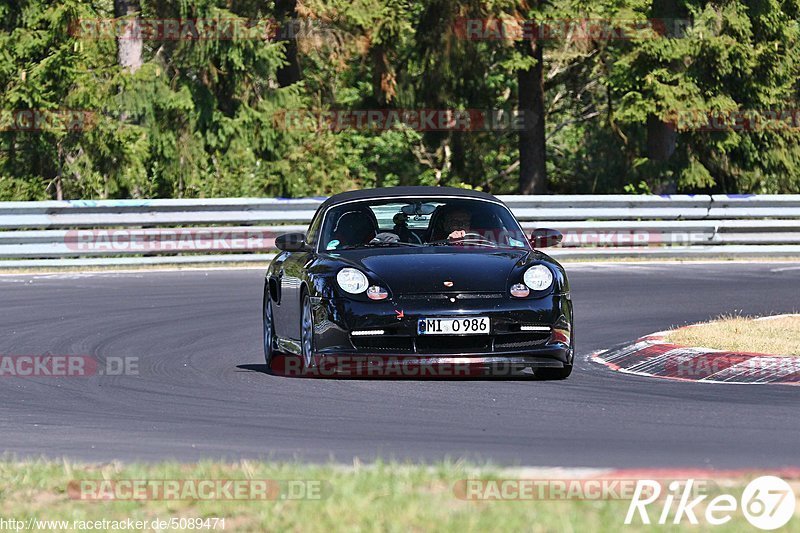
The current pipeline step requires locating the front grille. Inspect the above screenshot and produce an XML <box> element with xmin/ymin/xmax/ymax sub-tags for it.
<box><xmin>455</xmin><ymin>292</ymin><xmax>504</xmax><ymax>300</ymax></box>
<box><xmin>397</xmin><ymin>292</ymin><xmax>503</xmax><ymax>302</ymax></box>
<box><xmin>350</xmin><ymin>328</ymin><xmax>552</xmax><ymax>355</ymax></box>
<box><xmin>397</xmin><ymin>294</ymin><xmax>449</xmax><ymax>301</ymax></box>
<box><xmin>415</xmin><ymin>336</ymin><xmax>492</xmax><ymax>354</ymax></box>
<box><xmin>494</xmin><ymin>332</ymin><xmax>551</xmax><ymax>350</ymax></box>
<box><xmin>351</xmin><ymin>336</ymin><xmax>414</xmax><ymax>353</ymax></box>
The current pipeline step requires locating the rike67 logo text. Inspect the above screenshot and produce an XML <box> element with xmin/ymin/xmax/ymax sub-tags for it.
<box><xmin>626</xmin><ymin>476</ymin><xmax>796</xmax><ymax>530</ymax></box>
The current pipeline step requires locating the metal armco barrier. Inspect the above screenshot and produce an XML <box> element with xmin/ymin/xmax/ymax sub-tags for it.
<box><xmin>0</xmin><ymin>194</ymin><xmax>799</xmax><ymax>267</ymax></box>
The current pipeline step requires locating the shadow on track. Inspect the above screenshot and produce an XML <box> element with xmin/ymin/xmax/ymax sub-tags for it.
<box><xmin>236</xmin><ymin>358</ymin><xmax>566</xmax><ymax>382</ymax></box>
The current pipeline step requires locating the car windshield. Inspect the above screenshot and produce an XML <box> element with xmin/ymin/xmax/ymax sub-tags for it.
<box><xmin>319</xmin><ymin>197</ymin><xmax>529</xmax><ymax>251</ymax></box>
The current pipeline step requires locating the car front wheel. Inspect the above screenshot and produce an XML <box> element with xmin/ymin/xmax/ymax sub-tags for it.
<box><xmin>301</xmin><ymin>292</ymin><xmax>314</xmax><ymax>368</ymax></box>
<box><xmin>537</xmin><ymin>337</ymin><xmax>574</xmax><ymax>380</ymax></box>
<box><xmin>263</xmin><ymin>286</ymin><xmax>275</xmax><ymax>368</ymax></box>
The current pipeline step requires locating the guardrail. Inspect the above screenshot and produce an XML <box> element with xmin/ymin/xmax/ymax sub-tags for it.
<box><xmin>0</xmin><ymin>194</ymin><xmax>799</xmax><ymax>267</ymax></box>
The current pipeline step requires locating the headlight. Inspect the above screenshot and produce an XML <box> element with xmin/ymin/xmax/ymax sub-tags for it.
<box><xmin>523</xmin><ymin>265</ymin><xmax>553</xmax><ymax>291</ymax></box>
<box><xmin>336</xmin><ymin>268</ymin><xmax>369</xmax><ymax>294</ymax></box>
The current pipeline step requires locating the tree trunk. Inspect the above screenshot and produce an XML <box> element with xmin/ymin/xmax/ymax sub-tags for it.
<box><xmin>275</xmin><ymin>0</ymin><xmax>301</xmax><ymax>87</ymax></box>
<box><xmin>646</xmin><ymin>114</ymin><xmax>677</xmax><ymax>161</ymax></box>
<box><xmin>55</xmin><ymin>142</ymin><xmax>64</xmax><ymax>200</ymax></box>
<box><xmin>114</xmin><ymin>0</ymin><xmax>143</xmax><ymax>73</ymax></box>
<box><xmin>370</xmin><ymin>44</ymin><xmax>389</xmax><ymax>106</ymax></box>
<box><xmin>647</xmin><ymin>0</ymin><xmax>678</xmax><ymax>163</ymax></box>
<box><xmin>451</xmin><ymin>130</ymin><xmax>466</xmax><ymax>183</ymax></box>
<box><xmin>517</xmin><ymin>32</ymin><xmax>547</xmax><ymax>194</ymax></box>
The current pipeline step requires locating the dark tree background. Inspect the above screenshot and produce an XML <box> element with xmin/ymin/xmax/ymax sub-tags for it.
<box><xmin>0</xmin><ymin>0</ymin><xmax>798</xmax><ymax>199</ymax></box>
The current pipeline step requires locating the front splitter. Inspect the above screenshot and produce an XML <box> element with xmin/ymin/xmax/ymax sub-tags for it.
<box><xmin>269</xmin><ymin>353</ymin><xmax>565</xmax><ymax>378</ymax></box>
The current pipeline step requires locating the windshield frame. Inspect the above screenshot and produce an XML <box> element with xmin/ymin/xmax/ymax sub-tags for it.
<box><xmin>314</xmin><ymin>195</ymin><xmax>531</xmax><ymax>254</ymax></box>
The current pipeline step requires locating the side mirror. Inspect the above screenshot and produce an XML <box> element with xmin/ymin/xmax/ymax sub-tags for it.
<box><xmin>530</xmin><ymin>228</ymin><xmax>563</xmax><ymax>248</ymax></box>
<box><xmin>275</xmin><ymin>233</ymin><xmax>310</xmax><ymax>252</ymax></box>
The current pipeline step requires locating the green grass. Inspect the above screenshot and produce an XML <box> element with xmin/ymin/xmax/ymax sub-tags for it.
<box><xmin>0</xmin><ymin>460</ymin><xmax>796</xmax><ymax>532</ymax></box>
<box><xmin>665</xmin><ymin>315</ymin><xmax>800</xmax><ymax>356</ymax></box>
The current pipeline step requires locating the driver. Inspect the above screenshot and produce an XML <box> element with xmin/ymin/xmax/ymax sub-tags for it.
<box><xmin>439</xmin><ymin>208</ymin><xmax>472</xmax><ymax>240</ymax></box>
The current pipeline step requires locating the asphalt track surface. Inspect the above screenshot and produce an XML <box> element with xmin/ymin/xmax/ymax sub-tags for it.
<box><xmin>0</xmin><ymin>262</ymin><xmax>797</xmax><ymax>467</ymax></box>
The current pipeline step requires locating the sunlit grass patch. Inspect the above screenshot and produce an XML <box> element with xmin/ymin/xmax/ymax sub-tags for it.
<box><xmin>0</xmin><ymin>460</ymin><xmax>797</xmax><ymax>532</ymax></box>
<box><xmin>665</xmin><ymin>315</ymin><xmax>800</xmax><ymax>356</ymax></box>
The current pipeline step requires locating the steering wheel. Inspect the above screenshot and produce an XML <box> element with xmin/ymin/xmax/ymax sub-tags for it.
<box><xmin>458</xmin><ymin>232</ymin><xmax>487</xmax><ymax>240</ymax></box>
<box><xmin>452</xmin><ymin>232</ymin><xmax>497</xmax><ymax>246</ymax></box>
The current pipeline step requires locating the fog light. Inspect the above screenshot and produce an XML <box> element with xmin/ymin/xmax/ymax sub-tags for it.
<box><xmin>510</xmin><ymin>283</ymin><xmax>530</xmax><ymax>298</ymax></box>
<box><xmin>367</xmin><ymin>286</ymin><xmax>389</xmax><ymax>300</ymax></box>
<box><xmin>521</xmin><ymin>325</ymin><xmax>550</xmax><ymax>332</ymax></box>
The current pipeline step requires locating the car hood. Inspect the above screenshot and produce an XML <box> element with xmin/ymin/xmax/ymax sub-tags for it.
<box><xmin>334</xmin><ymin>247</ymin><xmax>534</xmax><ymax>293</ymax></box>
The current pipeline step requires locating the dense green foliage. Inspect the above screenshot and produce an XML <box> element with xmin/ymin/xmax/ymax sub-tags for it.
<box><xmin>1</xmin><ymin>0</ymin><xmax>799</xmax><ymax>199</ymax></box>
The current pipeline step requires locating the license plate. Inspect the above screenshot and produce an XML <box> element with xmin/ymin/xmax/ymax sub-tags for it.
<box><xmin>417</xmin><ymin>317</ymin><xmax>490</xmax><ymax>335</ymax></box>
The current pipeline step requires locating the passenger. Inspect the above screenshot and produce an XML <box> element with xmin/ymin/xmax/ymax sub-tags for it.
<box><xmin>331</xmin><ymin>211</ymin><xmax>376</xmax><ymax>247</ymax></box>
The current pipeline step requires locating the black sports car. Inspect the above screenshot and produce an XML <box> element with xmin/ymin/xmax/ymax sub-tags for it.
<box><xmin>263</xmin><ymin>186</ymin><xmax>573</xmax><ymax>379</ymax></box>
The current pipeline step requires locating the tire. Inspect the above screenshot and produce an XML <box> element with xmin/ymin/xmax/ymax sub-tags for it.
<box><xmin>300</xmin><ymin>291</ymin><xmax>314</xmax><ymax>368</ymax></box>
<box><xmin>263</xmin><ymin>285</ymin><xmax>275</xmax><ymax>368</ymax></box>
<box><xmin>537</xmin><ymin>339</ymin><xmax>574</xmax><ymax>380</ymax></box>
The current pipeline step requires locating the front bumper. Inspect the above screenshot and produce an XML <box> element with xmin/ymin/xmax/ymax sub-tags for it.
<box><xmin>308</xmin><ymin>292</ymin><xmax>573</xmax><ymax>365</ymax></box>
<box><xmin>270</xmin><ymin>353</ymin><xmax>567</xmax><ymax>378</ymax></box>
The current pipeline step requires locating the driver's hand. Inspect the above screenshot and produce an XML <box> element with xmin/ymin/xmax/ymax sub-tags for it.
<box><xmin>448</xmin><ymin>230</ymin><xmax>466</xmax><ymax>240</ymax></box>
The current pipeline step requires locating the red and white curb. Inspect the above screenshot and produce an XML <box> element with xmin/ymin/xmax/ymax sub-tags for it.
<box><xmin>591</xmin><ymin>315</ymin><xmax>800</xmax><ymax>385</ymax></box>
